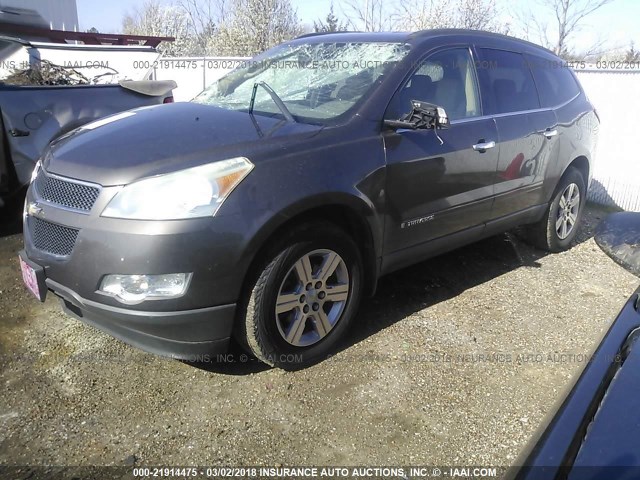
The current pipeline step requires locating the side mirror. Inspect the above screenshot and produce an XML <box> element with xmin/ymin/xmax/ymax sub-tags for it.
<box><xmin>415</xmin><ymin>100</ymin><xmax>450</xmax><ymax>129</ymax></box>
<box><xmin>384</xmin><ymin>100</ymin><xmax>450</xmax><ymax>131</ymax></box>
<box><xmin>595</xmin><ymin>212</ymin><xmax>640</xmax><ymax>277</ymax></box>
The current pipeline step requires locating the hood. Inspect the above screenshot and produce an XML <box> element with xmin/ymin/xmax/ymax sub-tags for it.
<box><xmin>45</xmin><ymin>102</ymin><xmax>322</xmax><ymax>186</ymax></box>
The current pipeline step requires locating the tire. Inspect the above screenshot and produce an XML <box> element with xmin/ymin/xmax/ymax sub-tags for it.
<box><xmin>523</xmin><ymin>167</ymin><xmax>586</xmax><ymax>252</ymax></box>
<box><xmin>235</xmin><ymin>222</ymin><xmax>364</xmax><ymax>369</ymax></box>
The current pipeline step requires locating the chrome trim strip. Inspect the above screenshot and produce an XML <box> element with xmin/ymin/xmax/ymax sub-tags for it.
<box><xmin>41</xmin><ymin>168</ymin><xmax>103</xmax><ymax>189</ymax></box>
<box><xmin>450</xmin><ymin>92</ymin><xmax>581</xmax><ymax>126</ymax></box>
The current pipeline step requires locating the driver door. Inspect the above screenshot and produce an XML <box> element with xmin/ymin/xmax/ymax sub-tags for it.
<box><xmin>382</xmin><ymin>47</ymin><xmax>499</xmax><ymax>260</ymax></box>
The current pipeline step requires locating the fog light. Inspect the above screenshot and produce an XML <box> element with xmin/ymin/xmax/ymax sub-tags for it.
<box><xmin>99</xmin><ymin>273</ymin><xmax>191</xmax><ymax>305</ymax></box>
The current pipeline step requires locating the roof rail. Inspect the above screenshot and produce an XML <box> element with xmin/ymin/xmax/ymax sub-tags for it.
<box><xmin>295</xmin><ymin>31</ymin><xmax>363</xmax><ymax>40</ymax></box>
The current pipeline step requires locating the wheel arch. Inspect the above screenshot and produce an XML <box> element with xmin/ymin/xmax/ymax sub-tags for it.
<box><xmin>565</xmin><ymin>155</ymin><xmax>591</xmax><ymax>188</ymax></box>
<box><xmin>544</xmin><ymin>151</ymin><xmax>591</xmax><ymax>204</ymax></box>
<box><xmin>242</xmin><ymin>193</ymin><xmax>382</xmax><ymax>300</ymax></box>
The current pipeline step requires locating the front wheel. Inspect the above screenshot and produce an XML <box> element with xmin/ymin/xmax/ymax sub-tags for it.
<box><xmin>523</xmin><ymin>167</ymin><xmax>586</xmax><ymax>252</ymax></box>
<box><xmin>236</xmin><ymin>223</ymin><xmax>363</xmax><ymax>369</ymax></box>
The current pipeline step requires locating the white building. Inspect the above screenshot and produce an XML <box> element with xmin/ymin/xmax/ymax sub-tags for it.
<box><xmin>0</xmin><ymin>0</ymin><xmax>79</xmax><ymax>31</ymax></box>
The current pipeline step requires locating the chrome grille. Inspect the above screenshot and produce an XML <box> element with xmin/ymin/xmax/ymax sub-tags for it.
<box><xmin>34</xmin><ymin>169</ymin><xmax>100</xmax><ymax>212</ymax></box>
<box><xmin>29</xmin><ymin>217</ymin><xmax>79</xmax><ymax>256</ymax></box>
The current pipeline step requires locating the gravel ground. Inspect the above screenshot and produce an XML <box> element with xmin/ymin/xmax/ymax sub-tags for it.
<box><xmin>0</xmin><ymin>203</ymin><xmax>638</xmax><ymax>470</ymax></box>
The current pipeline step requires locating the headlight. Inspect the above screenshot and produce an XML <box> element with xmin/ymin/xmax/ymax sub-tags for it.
<box><xmin>102</xmin><ymin>157</ymin><xmax>253</xmax><ymax>220</ymax></box>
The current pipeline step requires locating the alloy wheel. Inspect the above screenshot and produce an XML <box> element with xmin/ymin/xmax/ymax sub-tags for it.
<box><xmin>274</xmin><ymin>249</ymin><xmax>350</xmax><ymax>347</ymax></box>
<box><xmin>556</xmin><ymin>183</ymin><xmax>581</xmax><ymax>240</ymax></box>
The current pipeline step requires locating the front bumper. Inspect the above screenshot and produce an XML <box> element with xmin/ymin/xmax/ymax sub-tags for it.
<box><xmin>21</xmin><ymin>248</ymin><xmax>235</xmax><ymax>359</ymax></box>
<box><xmin>21</xmin><ymin>167</ymin><xmax>252</xmax><ymax>359</ymax></box>
<box><xmin>23</xmin><ymin>168</ymin><xmax>253</xmax><ymax>311</ymax></box>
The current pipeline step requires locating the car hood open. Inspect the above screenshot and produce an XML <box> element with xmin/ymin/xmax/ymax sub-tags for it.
<box><xmin>44</xmin><ymin>102</ymin><xmax>322</xmax><ymax>186</ymax></box>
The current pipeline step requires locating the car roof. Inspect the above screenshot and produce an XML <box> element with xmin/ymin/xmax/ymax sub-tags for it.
<box><xmin>294</xmin><ymin>29</ymin><xmax>557</xmax><ymax>58</ymax></box>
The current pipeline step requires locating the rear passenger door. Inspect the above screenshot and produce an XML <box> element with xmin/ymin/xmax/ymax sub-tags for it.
<box><xmin>525</xmin><ymin>52</ymin><xmax>583</xmax><ymax>183</ymax></box>
<box><xmin>475</xmin><ymin>48</ymin><xmax>557</xmax><ymax>219</ymax></box>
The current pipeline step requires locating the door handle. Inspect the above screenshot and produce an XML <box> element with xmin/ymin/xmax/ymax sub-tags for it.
<box><xmin>543</xmin><ymin>129</ymin><xmax>558</xmax><ymax>139</ymax></box>
<box><xmin>472</xmin><ymin>140</ymin><xmax>496</xmax><ymax>151</ymax></box>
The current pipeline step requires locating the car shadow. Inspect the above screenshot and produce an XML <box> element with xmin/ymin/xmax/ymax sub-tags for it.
<box><xmin>347</xmin><ymin>232</ymin><xmax>545</xmax><ymax>348</ymax></box>
<box><xmin>336</xmin><ymin>202</ymin><xmax>617</xmax><ymax>360</ymax></box>
<box><xmin>191</xmin><ymin>231</ymin><xmax>547</xmax><ymax>375</ymax></box>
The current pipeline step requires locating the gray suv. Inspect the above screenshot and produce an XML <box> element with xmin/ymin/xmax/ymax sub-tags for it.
<box><xmin>19</xmin><ymin>30</ymin><xmax>599</xmax><ymax>368</ymax></box>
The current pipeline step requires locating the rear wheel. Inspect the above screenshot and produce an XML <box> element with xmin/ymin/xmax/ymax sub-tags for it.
<box><xmin>236</xmin><ymin>223</ymin><xmax>363</xmax><ymax>369</ymax></box>
<box><xmin>523</xmin><ymin>167</ymin><xmax>586</xmax><ymax>252</ymax></box>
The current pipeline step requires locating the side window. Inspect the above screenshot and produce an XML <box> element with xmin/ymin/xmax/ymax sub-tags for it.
<box><xmin>477</xmin><ymin>49</ymin><xmax>540</xmax><ymax>115</ymax></box>
<box><xmin>386</xmin><ymin>48</ymin><xmax>481</xmax><ymax>121</ymax></box>
<box><xmin>526</xmin><ymin>54</ymin><xmax>581</xmax><ymax>107</ymax></box>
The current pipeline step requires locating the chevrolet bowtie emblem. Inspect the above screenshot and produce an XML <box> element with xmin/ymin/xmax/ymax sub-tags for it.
<box><xmin>27</xmin><ymin>202</ymin><xmax>44</xmax><ymax>218</ymax></box>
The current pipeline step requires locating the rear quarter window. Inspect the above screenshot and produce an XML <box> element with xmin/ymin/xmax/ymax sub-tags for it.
<box><xmin>526</xmin><ymin>54</ymin><xmax>581</xmax><ymax>107</ymax></box>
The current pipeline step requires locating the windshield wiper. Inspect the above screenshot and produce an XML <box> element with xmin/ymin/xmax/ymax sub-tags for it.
<box><xmin>249</xmin><ymin>81</ymin><xmax>296</xmax><ymax>123</ymax></box>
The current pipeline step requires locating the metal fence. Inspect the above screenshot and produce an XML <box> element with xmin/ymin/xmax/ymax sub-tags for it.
<box><xmin>153</xmin><ymin>58</ymin><xmax>640</xmax><ymax>212</ymax></box>
<box><xmin>574</xmin><ymin>70</ymin><xmax>640</xmax><ymax>211</ymax></box>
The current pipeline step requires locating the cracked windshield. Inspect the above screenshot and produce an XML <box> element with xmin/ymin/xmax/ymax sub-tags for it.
<box><xmin>193</xmin><ymin>42</ymin><xmax>411</xmax><ymax>121</ymax></box>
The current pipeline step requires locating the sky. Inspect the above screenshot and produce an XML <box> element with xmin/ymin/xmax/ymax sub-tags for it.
<box><xmin>76</xmin><ymin>0</ymin><xmax>640</xmax><ymax>53</ymax></box>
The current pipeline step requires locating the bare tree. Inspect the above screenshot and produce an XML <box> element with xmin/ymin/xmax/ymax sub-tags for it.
<box><xmin>455</xmin><ymin>0</ymin><xmax>504</xmax><ymax>31</ymax></box>
<box><xmin>550</xmin><ymin>0</ymin><xmax>614</xmax><ymax>55</ymax></box>
<box><xmin>515</xmin><ymin>0</ymin><xmax>615</xmax><ymax>58</ymax></box>
<box><xmin>392</xmin><ymin>0</ymin><xmax>452</xmax><ymax>30</ymax></box>
<box><xmin>342</xmin><ymin>0</ymin><xmax>391</xmax><ymax>32</ymax></box>
<box><xmin>605</xmin><ymin>41</ymin><xmax>640</xmax><ymax>62</ymax></box>
<box><xmin>314</xmin><ymin>2</ymin><xmax>349</xmax><ymax>33</ymax></box>
<box><xmin>392</xmin><ymin>0</ymin><xmax>508</xmax><ymax>33</ymax></box>
<box><xmin>210</xmin><ymin>0</ymin><xmax>303</xmax><ymax>56</ymax></box>
<box><xmin>122</xmin><ymin>0</ymin><xmax>302</xmax><ymax>57</ymax></box>
<box><xmin>177</xmin><ymin>0</ymin><xmax>227</xmax><ymax>54</ymax></box>
<box><xmin>122</xmin><ymin>0</ymin><xmax>197</xmax><ymax>56</ymax></box>
<box><xmin>625</xmin><ymin>42</ymin><xmax>640</xmax><ymax>62</ymax></box>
